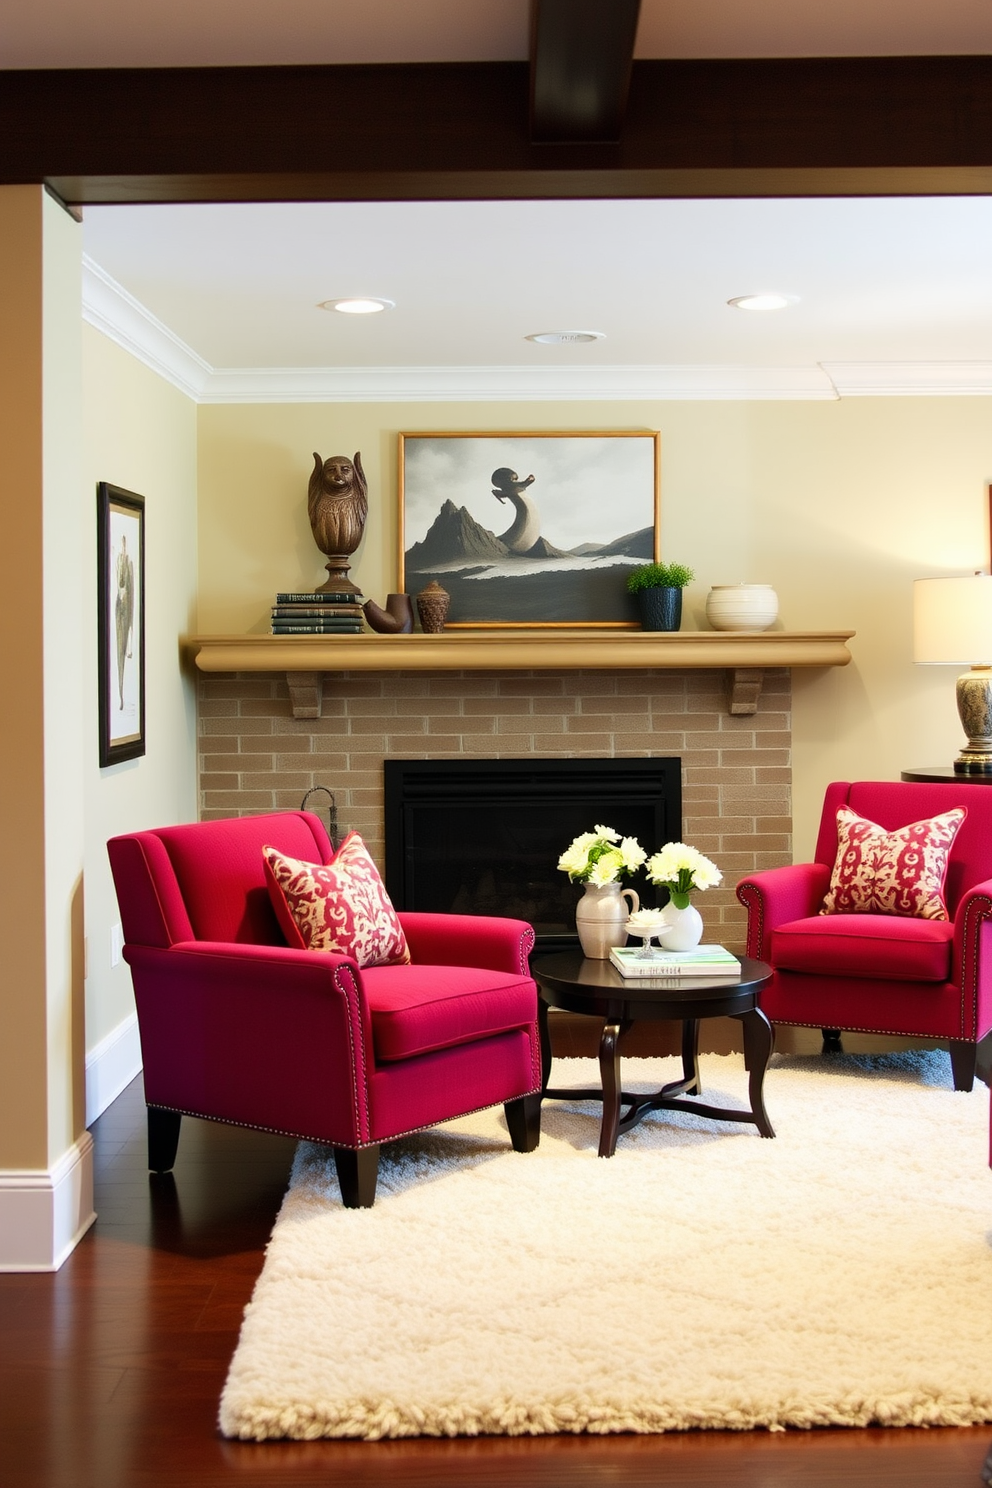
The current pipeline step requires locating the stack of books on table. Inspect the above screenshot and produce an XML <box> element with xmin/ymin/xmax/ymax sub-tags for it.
<box><xmin>270</xmin><ymin>591</ymin><xmax>365</xmax><ymax>635</ymax></box>
<box><xmin>609</xmin><ymin>945</ymin><xmax>742</xmax><ymax>978</ymax></box>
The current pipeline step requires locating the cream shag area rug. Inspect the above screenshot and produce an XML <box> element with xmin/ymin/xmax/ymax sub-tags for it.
<box><xmin>220</xmin><ymin>1052</ymin><xmax>992</xmax><ymax>1441</ymax></box>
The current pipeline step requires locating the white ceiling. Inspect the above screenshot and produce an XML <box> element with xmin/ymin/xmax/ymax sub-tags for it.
<box><xmin>5</xmin><ymin>0</ymin><xmax>992</xmax><ymax>68</ymax></box>
<box><xmin>81</xmin><ymin>196</ymin><xmax>992</xmax><ymax>402</ymax></box>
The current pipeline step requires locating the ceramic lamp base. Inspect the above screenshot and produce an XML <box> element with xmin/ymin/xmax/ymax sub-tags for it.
<box><xmin>954</xmin><ymin>667</ymin><xmax>992</xmax><ymax>774</ymax></box>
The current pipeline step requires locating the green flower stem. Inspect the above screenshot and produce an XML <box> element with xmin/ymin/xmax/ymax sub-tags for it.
<box><xmin>669</xmin><ymin>890</ymin><xmax>692</xmax><ymax>910</ymax></box>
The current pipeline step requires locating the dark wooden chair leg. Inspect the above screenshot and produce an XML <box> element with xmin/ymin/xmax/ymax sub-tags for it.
<box><xmin>821</xmin><ymin>1027</ymin><xmax>843</xmax><ymax>1052</ymax></box>
<box><xmin>147</xmin><ymin>1107</ymin><xmax>182</xmax><ymax>1173</ymax></box>
<box><xmin>333</xmin><ymin>1145</ymin><xmax>380</xmax><ymax>1208</ymax></box>
<box><xmin>948</xmin><ymin>1039</ymin><xmax>977</xmax><ymax>1092</ymax></box>
<box><xmin>505</xmin><ymin>1093</ymin><xmax>542</xmax><ymax>1152</ymax></box>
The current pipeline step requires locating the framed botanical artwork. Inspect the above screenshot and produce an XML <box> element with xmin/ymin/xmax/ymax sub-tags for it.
<box><xmin>398</xmin><ymin>431</ymin><xmax>660</xmax><ymax>627</ymax></box>
<box><xmin>97</xmin><ymin>482</ymin><xmax>145</xmax><ymax>767</ymax></box>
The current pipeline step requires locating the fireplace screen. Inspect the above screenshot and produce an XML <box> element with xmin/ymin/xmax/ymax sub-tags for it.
<box><xmin>384</xmin><ymin>758</ymin><xmax>681</xmax><ymax>952</ymax></box>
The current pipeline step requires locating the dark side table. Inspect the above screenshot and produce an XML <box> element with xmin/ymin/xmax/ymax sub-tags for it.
<box><xmin>901</xmin><ymin>767</ymin><xmax>992</xmax><ymax>784</ymax></box>
<box><xmin>532</xmin><ymin>949</ymin><xmax>775</xmax><ymax>1158</ymax></box>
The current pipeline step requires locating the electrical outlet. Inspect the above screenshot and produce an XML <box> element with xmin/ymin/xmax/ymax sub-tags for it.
<box><xmin>110</xmin><ymin>923</ymin><xmax>124</xmax><ymax>967</ymax></box>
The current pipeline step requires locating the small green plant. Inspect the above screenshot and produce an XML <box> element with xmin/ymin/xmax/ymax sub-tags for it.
<box><xmin>625</xmin><ymin>561</ymin><xmax>695</xmax><ymax>595</ymax></box>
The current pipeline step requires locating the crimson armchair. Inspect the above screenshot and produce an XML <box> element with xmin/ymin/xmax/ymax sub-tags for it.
<box><xmin>737</xmin><ymin>781</ymin><xmax>992</xmax><ymax>1091</ymax></box>
<box><xmin>107</xmin><ymin>811</ymin><xmax>542</xmax><ymax>1206</ymax></box>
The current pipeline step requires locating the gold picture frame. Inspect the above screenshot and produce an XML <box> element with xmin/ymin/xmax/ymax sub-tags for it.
<box><xmin>398</xmin><ymin>430</ymin><xmax>660</xmax><ymax>628</ymax></box>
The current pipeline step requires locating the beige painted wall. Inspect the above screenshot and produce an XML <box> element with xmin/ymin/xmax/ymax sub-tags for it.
<box><xmin>197</xmin><ymin>396</ymin><xmax>992</xmax><ymax>866</ymax></box>
<box><xmin>42</xmin><ymin>190</ymin><xmax>86</xmax><ymax>1161</ymax></box>
<box><xmin>83</xmin><ymin>326</ymin><xmax>199</xmax><ymax>1051</ymax></box>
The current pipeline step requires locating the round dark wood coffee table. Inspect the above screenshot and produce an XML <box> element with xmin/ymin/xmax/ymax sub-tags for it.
<box><xmin>532</xmin><ymin>949</ymin><xmax>775</xmax><ymax>1157</ymax></box>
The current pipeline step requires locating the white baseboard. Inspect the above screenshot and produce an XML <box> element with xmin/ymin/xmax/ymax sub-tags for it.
<box><xmin>85</xmin><ymin>1011</ymin><xmax>142</xmax><ymax>1126</ymax></box>
<box><xmin>0</xmin><ymin>1133</ymin><xmax>96</xmax><ymax>1271</ymax></box>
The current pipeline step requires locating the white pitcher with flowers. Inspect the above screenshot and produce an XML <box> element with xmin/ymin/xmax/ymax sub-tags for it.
<box><xmin>558</xmin><ymin>825</ymin><xmax>646</xmax><ymax>958</ymax></box>
<box><xmin>645</xmin><ymin>842</ymin><xmax>722</xmax><ymax>950</ymax></box>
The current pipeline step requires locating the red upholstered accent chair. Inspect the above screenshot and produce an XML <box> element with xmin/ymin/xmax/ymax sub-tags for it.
<box><xmin>737</xmin><ymin>781</ymin><xmax>992</xmax><ymax>1091</ymax></box>
<box><xmin>107</xmin><ymin>811</ymin><xmax>542</xmax><ymax>1207</ymax></box>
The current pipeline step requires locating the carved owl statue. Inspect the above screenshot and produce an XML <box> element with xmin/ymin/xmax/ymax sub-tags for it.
<box><xmin>307</xmin><ymin>451</ymin><xmax>368</xmax><ymax>559</ymax></box>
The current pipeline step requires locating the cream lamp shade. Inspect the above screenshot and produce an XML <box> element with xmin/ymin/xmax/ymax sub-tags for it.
<box><xmin>913</xmin><ymin>574</ymin><xmax>992</xmax><ymax>773</ymax></box>
<box><xmin>913</xmin><ymin>575</ymin><xmax>992</xmax><ymax>664</ymax></box>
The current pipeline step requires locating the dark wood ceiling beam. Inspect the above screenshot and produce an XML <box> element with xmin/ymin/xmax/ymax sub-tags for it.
<box><xmin>0</xmin><ymin>57</ymin><xmax>989</xmax><ymax>204</ymax></box>
<box><xmin>529</xmin><ymin>0</ymin><xmax>641</xmax><ymax>143</ymax></box>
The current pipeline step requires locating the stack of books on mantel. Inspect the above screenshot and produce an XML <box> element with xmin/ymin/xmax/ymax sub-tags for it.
<box><xmin>609</xmin><ymin>945</ymin><xmax>742</xmax><ymax>978</ymax></box>
<box><xmin>270</xmin><ymin>591</ymin><xmax>365</xmax><ymax>635</ymax></box>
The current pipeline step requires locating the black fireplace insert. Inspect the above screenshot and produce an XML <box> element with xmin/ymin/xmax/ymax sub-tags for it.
<box><xmin>384</xmin><ymin>758</ymin><xmax>681</xmax><ymax>954</ymax></box>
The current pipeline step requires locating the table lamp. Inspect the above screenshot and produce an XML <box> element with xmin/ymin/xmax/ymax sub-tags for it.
<box><xmin>913</xmin><ymin>574</ymin><xmax>992</xmax><ymax>774</ymax></box>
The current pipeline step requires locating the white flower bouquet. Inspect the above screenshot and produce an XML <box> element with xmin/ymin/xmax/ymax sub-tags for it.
<box><xmin>557</xmin><ymin>825</ymin><xmax>647</xmax><ymax>886</ymax></box>
<box><xmin>645</xmin><ymin>841</ymin><xmax>722</xmax><ymax>908</ymax></box>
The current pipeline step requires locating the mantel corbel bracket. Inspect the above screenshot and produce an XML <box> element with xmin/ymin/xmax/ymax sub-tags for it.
<box><xmin>286</xmin><ymin>671</ymin><xmax>322</xmax><ymax>719</ymax></box>
<box><xmin>726</xmin><ymin>668</ymin><xmax>764</xmax><ymax>716</ymax></box>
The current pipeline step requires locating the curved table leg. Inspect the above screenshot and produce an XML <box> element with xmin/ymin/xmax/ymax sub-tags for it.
<box><xmin>681</xmin><ymin>1017</ymin><xmax>701</xmax><ymax>1095</ymax></box>
<box><xmin>598</xmin><ymin>1021</ymin><xmax>623</xmax><ymax>1157</ymax></box>
<box><xmin>740</xmin><ymin>1006</ymin><xmax>775</xmax><ymax>1138</ymax></box>
<box><xmin>538</xmin><ymin>998</ymin><xmax>553</xmax><ymax>1092</ymax></box>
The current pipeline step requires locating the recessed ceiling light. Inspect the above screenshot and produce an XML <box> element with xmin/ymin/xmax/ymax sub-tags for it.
<box><xmin>319</xmin><ymin>297</ymin><xmax>395</xmax><ymax>314</ymax></box>
<box><xmin>525</xmin><ymin>330</ymin><xmax>605</xmax><ymax>345</ymax></box>
<box><xmin>727</xmin><ymin>294</ymin><xmax>799</xmax><ymax>312</ymax></box>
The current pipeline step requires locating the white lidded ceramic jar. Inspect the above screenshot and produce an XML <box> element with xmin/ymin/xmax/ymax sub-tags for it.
<box><xmin>705</xmin><ymin>584</ymin><xmax>779</xmax><ymax>632</ymax></box>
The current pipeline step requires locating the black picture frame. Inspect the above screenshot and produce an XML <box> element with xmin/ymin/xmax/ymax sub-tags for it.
<box><xmin>97</xmin><ymin>482</ymin><xmax>145</xmax><ymax>767</ymax></box>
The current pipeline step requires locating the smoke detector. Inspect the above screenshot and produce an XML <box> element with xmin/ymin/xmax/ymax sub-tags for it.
<box><xmin>525</xmin><ymin>330</ymin><xmax>605</xmax><ymax>344</ymax></box>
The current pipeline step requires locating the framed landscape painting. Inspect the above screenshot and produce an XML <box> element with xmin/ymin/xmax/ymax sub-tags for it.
<box><xmin>398</xmin><ymin>431</ymin><xmax>660</xmax><ymax>626</ymax></box>
<box><xmin>97</xmin><ymin>482</ymin><xmax>145</xmax><ymax>767</ymax></box>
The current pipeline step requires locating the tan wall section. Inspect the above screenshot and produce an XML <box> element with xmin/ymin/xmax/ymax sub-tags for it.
<box><xmin>0</xmin><ymin>187</ymin><xmax>49</xmax><ymax>1168</ymax></box>
<box><xmin>198</xmin><ymin>397</ymin><xmax>992</xmax><ymax>862</ymax></box>
<box><xmin>0</xmin><ymin>188</ymin><xmax>88</xmax><ymax>1169</ymax></box>
<box><xmin>83</xmin><ymin>326</ymin><xmax>199</xmax><ymax>1052</ymax></box>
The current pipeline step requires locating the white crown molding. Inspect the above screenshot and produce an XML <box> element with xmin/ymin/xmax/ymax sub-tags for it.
<box><xmin>199</xmin><ymin>363</ymin><xmax>839</xmax><ymax>403</ymax></box>
<box><xmin>822</xmin><ymin>362</ymin><xmax>992</xmax><ymax>397</ymax></box>
<box><xmin>0</xmin><ymin>1133</ymin><xmax>96</xmax><ymax>1272</ymax></box>
<box><xmin>85</xmin><ymin>1011</ymin><xmax>142</xmax><ymax>1127</ymax></box>
<box><xmin>82</xmin><ymin>255</ymin><xmax>210</xmax><ymax>401</ymax></box>
<box><xmin>80</xmin><ymin>263</ymin><xmax>992</xmax><ymax>404</ymax></box>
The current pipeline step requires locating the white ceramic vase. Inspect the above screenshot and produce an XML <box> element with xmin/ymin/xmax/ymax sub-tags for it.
<box><xmin>658</xmin><ymin>900</ymin><xmax>704</xmax><ymax>951</ymax></box>
<box><xmin>705</xmin><ymin>584</ymin><xmax>779</xmax><ymax>632</ymax></box>
<box><xmin>575</xmin><ymin>882</ymin><xmax>640</xmax><ymax>959</ymax></box>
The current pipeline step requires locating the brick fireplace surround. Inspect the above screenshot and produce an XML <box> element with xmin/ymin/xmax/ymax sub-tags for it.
<box><xmin>198</xmin><ymin>666</ymin><xmax>791</xmax><ymax>952</ymax></box>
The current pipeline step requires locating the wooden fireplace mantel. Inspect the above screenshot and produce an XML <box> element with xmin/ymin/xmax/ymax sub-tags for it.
<box><xmin>186</xmin><ymin>629</ymin><xmax>854</xmax><ymax>719</ymax></box>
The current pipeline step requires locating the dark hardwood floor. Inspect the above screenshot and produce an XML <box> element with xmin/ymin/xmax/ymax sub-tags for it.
<box><xmin>2</xmin><ymin>1035</ymin><xmax>991</xmax><ymax>1488</ymax></box>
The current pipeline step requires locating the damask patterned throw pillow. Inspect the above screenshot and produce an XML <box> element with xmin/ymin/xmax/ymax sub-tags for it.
<box><xmin>820</xmin><ymin>805</ymin><xmax>966</xmax><ymax>920</ymax></box>
<box><xmin>262</xmin><ymin>833</ymin><xmax>411</xmax><ymax>967</ymax></box>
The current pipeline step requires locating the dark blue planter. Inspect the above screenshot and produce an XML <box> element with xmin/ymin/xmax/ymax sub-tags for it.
<box><xmin>638</xmin><ymin>586</ymin><xmax>683</xmax><ymax>632</ymax></box>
